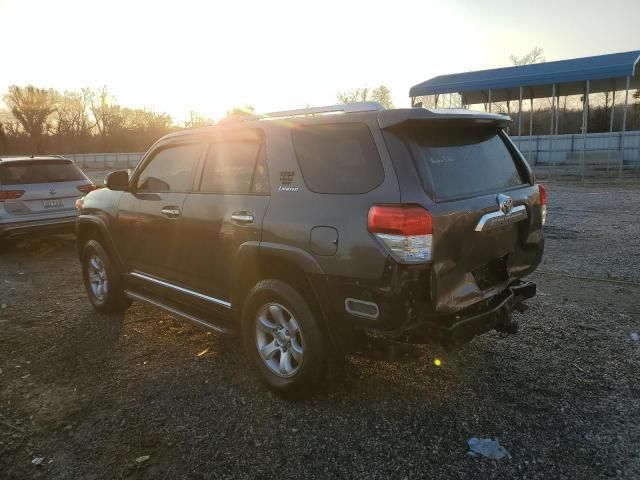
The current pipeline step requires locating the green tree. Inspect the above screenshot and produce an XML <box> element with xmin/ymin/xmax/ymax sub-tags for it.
<box><xmin>3</xmin><ymin>85</ymin><xmax>56</xmax><ymax>153</ymax></box>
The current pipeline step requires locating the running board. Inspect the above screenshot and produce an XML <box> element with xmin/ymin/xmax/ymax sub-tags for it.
<box><xmin>125</xmin><ymin>290</ymin><xmax>236</xmax><ymax>336</ymax></box>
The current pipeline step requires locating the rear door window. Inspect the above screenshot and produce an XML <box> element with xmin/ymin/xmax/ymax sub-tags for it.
<box><xmin>397</xmin><ymin>125</ymin><xmax>525</xmax><ymax>201</ymax></box>
<box><xmin>199</xmin><ymin>132</ymin><xmax>268</xmax><ymax>194</ymax></box>
<box><xmin>0</xmin><ymin>160</ymin><xmax>86</xmax><ymax>185</ymax></box>
<box><xmin>136</xmin><ymin>143</ymin><xmax>203</xmax><ymax>192</ymax></box>
<box><xmin>292</xmin><ymin>123</ymin><xmax>384</xmax><ymax>194</ymax></box>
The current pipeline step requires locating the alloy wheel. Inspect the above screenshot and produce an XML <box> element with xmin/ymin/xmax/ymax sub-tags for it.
<box><xmin>255</xmin><ymin>303</ymin><xmax>304</xmax><ymax>377</ymax></box>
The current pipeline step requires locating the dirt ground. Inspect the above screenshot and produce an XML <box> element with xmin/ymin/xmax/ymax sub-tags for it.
<box><xmin>1</xmin><ymin>182</ymin><xmax>639</xmax><ymax>479</ymax></box>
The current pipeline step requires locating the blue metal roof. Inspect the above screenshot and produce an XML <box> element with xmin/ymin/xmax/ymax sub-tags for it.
<box><xmin>410</xmin><ymin>50</ymin><xmax>640</xmax><ymax>102</ymax></box>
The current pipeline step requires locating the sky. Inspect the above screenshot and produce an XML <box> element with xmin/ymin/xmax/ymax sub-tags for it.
<box><xmin>0</xmin><ymin>0</ymin><xmax>638</xmax><ymax>123</ymax></box>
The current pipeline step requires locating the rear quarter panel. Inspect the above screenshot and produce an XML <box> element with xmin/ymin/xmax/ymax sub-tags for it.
<box><xmin>259</xmin><ymin>116</ymin><xmax>401</xmax><ymax>281</ymax></box>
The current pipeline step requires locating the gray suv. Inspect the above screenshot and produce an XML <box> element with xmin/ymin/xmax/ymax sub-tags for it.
<box><xmin>76</xmin><ymin>102</ymin><xmax>545</xmax><ymax>398</ymax></box>
<box><xmin>0</xmin><ymin>156</ymin><xmax>95</xmax><ymax>241</ymax></box>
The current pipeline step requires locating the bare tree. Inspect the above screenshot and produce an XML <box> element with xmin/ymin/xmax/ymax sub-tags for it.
<box><xmin>3</xmin><ymin>85</ymin><xmax>56</xmax><ymax>153</ymax></box>
<box><xmin>224</xmin><ymin>104</ymin><xmax>255</xmax><ymax>118</ymax></box>
<box><xmin>53</xmin><ymin>89</ymin><xmax>95</xmax><ymax>140</ymax></box>
<box><xmin>337</xmin><ymin>85</ymin><xmax>394</xmax><ymax>108</ymax></box>
<box><xmin>509</xmin><ymin>47</ymin><xmax>545</xmax><ymax>66</ymax></box>
<box><xmin>371</xmin><ymin>85</ymin><xmax>394</xmax><ymax>108</ymax></box>
<box><xmin>89</xmin><ymin>87</ymin><xmax>133</xmax><ymax>149</ymax></box>
<box><xmin>337</xmin><ymin>87</ymin><xmax>370</xmax><ymax>104</ymax></box>
<box><xmin>185</xmin><ymin>111</ymin><xmax>214</xmax><ymax>128</ymax></box>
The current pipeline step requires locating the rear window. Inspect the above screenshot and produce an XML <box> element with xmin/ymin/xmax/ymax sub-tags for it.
<box><xmin>398</xmin><ymin>125</ymin><xmax>525</xmax><ymax>201</ymax></box>
<box><xmin>291</xmin><ymin>123</ymin><xmax>384</xmax><ymax>194</ymax></box>
<box><xmin>0</xmin><ymin>160</ymin><xmax>86</xmax><ymax>185</ymax></box>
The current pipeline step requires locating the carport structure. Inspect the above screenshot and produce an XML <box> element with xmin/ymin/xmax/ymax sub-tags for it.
<box><xmin>409</xmin><ymin>50</ymin><xmax>640</xmax><ymax>180</ymax></box>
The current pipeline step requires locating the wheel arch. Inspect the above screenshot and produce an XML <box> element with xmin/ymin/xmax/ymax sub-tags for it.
<box><xmin>231</xmin><ymin>242</ymin><xmax>346</xmax><ymax>350</ymax></box>
<box><xmin>76</xmin><ymin>216</ymin><xmax>124</xmax><ymax>272</ymax></box>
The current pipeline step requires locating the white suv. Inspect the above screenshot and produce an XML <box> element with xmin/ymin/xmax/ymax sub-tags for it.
<box><xmin>0</xmin><ymin>156</ymin><xmax>95</xmax><ymax>241</ymax></box>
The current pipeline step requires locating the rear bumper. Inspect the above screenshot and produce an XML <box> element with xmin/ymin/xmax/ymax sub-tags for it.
<box><xmin>398</xmin><ymin>281</ymin><xmax>536</xmax><ymax>346</ymax></box>
<box><xmin>0</xmin><ymin>215</ymin><xmax>77</xmax><ymax>239</ymax></box>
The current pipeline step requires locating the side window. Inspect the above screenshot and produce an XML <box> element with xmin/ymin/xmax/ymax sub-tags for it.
<box><xmin>200</xmin><ymin>136</ymin><xmax>269</xmax><ymax>194</ymax></box>
<box><xmin>291</xmin><ymin>123</ymin><xmax>384</xmax><ymax>194</ymax></box>
<box><xmin>250</xmin><ymin>145</ymin><xmax>270</xmax><ymax>193</ymax></box>
<box><xmin>137</xmin><ymin>143</ymin><xmax>202</xmax><ymax>192</ymax></box>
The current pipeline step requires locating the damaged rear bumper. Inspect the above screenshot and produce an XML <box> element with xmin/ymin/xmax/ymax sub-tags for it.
<box><xmin>400</xmin><ymin>281</ymin><xmax>536</xmax><ymax>346</ymax></box>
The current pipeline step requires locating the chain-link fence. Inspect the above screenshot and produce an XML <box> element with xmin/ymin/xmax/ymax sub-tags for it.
<box><xmin>511</xmin><ymin>131</ymin><xmax>640</xmax><ymax>181</ymax></box>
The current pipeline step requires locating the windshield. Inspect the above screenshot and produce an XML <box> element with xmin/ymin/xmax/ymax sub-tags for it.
<box><xmin>395</xmin><ymin>125</ymin><xmax>525</xmax><ymax>201</ymax></box>
<box><xmin>0</xmin><ymin>160</ymin><xmax>87</xmax><ymax>185</ymax></box>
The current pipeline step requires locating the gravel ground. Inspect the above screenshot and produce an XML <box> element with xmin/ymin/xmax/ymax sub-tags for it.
<box><xmin>1</xmin><ymin>182</ymin><xmax>639</xmax><ymax>479</ymax></box>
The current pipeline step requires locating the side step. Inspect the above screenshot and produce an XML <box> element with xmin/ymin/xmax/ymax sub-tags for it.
<box><xmin>125</xmin><ymin>290</ymin><xmax>236</xmax><ymax>336</ymax></box>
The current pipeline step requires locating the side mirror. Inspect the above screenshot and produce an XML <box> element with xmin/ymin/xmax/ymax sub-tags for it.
<box><xmin>105</xmin><ymin>170</ymin><xmax>129</xmax><ymax>191</ymax></box>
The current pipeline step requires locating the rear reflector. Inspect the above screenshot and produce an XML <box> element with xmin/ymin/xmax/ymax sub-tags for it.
<box><xmin>77</xmin><ymin>184</ymin><xmax>97</xmax><ymax>194</ymax></box>
<box><xmin>0</xmin><ymin>190</ymin><xmax>24</xmax><ymax>201</ymax></box>
<box><xmin>368</xmin><ymin>204</ymin><xmax>433</xmax><ymax>264</ymax></box>
<box><xmin>538</xmin><ymin>184</ymin><xmax>547</xmax><ymax>205</ymax></box>
<box><xmin>537</xmin><ymin>184</ymin><xmax>547</xmax><ymax>226</ymax></box>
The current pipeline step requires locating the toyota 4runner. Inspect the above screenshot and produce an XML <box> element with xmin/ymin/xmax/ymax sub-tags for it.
<box><xmin>76</xmin><ymin>102</ymin><xmax>545</xmax><ymax>398</ymax></box>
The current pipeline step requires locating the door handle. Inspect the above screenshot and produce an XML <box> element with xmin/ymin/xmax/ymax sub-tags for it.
<box><xmin>161</xmin><ymin>206</ymin><xmax>181</xmax><ymax>219</ymax></box>
<box><xmin>230</xmin><ymin>211</ymin><xmax>255</xmax><ymax>225</ymax></box>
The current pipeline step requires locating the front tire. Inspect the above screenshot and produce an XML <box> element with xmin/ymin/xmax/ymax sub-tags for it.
<box><xmin>241</xmin><ymin>279</ymin><xmax>327</xmax><ymax>399</ymax></box>
<box><xmin>81</xmin><ymin>239</ymin><xmax>128</xmax><ymax>313</ymax></box>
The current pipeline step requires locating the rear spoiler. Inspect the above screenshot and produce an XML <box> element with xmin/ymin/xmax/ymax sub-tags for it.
<box><xmin>377</xmin><ymin>108</ymin><xmax>512</xmax><ymax>130</ymax></box>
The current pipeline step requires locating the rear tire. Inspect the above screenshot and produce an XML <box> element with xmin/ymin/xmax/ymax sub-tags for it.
<box><xmin>241</xmin><ymin>279</ymin><xmax>327</xmax><ymax>399</ymax></box>
<box><xmin>81</xmin><ymin>239</ymin><xmax>128</xmax><ymax>313</ymax></box>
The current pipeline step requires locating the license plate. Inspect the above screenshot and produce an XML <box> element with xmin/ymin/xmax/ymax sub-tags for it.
<box><xmin>43</xmin><ymin>199</ymin><xmax>64</xmax><ymax>208</ymax></box>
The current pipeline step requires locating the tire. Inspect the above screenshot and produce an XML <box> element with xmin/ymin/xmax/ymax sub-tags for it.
<box><xmin>241</xmin><ymin>279</ymin><xmax>328</xmax><ymax>399</ymax></box>
<box><xmin>81</xmin><ymin>239</ymin><xmax>128</xmax><ymax>313</ymax></box>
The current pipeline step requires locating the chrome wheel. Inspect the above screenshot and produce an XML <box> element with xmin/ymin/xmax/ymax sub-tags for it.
<box><xmin>87</xmin><ymin>254</ymin><xmax>108</xmax><ymax>301</ymax></box>
<box><xmin>255</xmin><ymin>303</ymin><xmax>304</xmax><ymax>377</ymax></box>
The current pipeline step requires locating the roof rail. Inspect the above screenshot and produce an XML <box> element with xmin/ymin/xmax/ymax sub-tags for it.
<box><xmin>261</xmin><ymin>101</ymin><xmax>385</xmax><ymax>120</ymax></box>
<box><xmin>220</xmin><ymin>102</ymin><xmax>385</xmax><ymax>124</ymax></box>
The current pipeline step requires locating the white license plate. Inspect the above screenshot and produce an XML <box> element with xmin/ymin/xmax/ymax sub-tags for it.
<box><xmin>43</xmin><ymin>199</ymin><xmax>64</xmax><ymax>208</ymax></box>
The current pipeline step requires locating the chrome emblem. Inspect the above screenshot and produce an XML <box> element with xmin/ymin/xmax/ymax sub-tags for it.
<box><xmin>49</xmin><ymin>187</ymin><xmax>57</xmax><ymax>195</ymax></box>
<box><xmin>497</xmin><ymin>194</ymin><xmax>513</xmax><ymax>215</ymax></box>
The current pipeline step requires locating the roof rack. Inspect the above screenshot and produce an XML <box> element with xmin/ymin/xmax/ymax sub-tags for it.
<box><xmin>261</xmin><ymin>101</ymin><xmax>384</xmax><ymax>119</ymax></box>
<box><xmin>220</xmin><ymin>101</ymin><xmax>385</xmax><ymax>124</ymax></box>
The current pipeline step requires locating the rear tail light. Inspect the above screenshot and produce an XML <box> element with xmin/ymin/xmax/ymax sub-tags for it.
<box><xmin>0</xmin><ymin>190</ymin><xmax>24</xmax><ymax>201</ymax></box>
<box><xmin>368</xmin><ymin>204</ymin><xmax>433</xmax><ymax>264</ymax></box>
<box><xmin>77</xmin><ymin>184</ymin><xmax>97</xmax><ymax>194</ymax></box>
<box><xmin>538</xmin><ymin>184</ymin><xmax>547</xmax><ymax>226</ymax></box>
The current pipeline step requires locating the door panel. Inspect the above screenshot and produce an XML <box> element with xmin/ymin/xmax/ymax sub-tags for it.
<box><xmin>116</xmin><ymin>191</ymin><xmax>188</xmax><ymax>279</ymax></box>
<box><xmin>178</xmin><ymin>193</ymin><xmax>269</xmax><ymax>300</ymax></box>
<box><xmin>175</xmin><ymin>128</ymin><xmax>270</xmax><ymax>303</ymax></box>
<box><xmin>114</xmin><ymin>142</ymin><xmax>204</xmax><ymax>280</ymax></box>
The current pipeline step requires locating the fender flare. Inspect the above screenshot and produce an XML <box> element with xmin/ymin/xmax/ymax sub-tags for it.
<box><xmin>231</xmin><ymin>242</ymin><xmax>351</xmax><ymax>352</ymax></box>
<box><xmin>231</xmin><ymin>242</ymin><xmax>324</xmax><ymax>304</ymax></box>
<box><xmin>76</xmin><ymin>215</ymin><xmax>125</xmax><ymax>272</ymax></box>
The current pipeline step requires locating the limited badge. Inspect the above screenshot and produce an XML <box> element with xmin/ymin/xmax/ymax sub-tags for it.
<box><xmin>279</xmin><ymin>171</ymin><xmax>299</xmax><ymax>192</ymax></box>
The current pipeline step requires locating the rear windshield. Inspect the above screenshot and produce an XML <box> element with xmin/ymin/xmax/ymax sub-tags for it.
<box><xmin>0</xmin><ymin>160</ymin><xmax>86</xmax><ymax>185</ymax></box>
<box><xmin>397</xmin><ymin>125</ymin><xmax>525</xmax><ymax>201</ymax></box>
<box><xmin>292</xmin><ymin>123</ymin><xmax>384</xmax><ymax>194</ymax></box>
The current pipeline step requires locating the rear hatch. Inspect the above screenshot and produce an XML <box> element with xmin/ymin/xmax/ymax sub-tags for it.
<box><xmin>381</xmin><ymin>113</ymin><xmax>544</xmax><ymax>314</ymax></box>
<box><xmin>0</xmin><ymin>159</ymin><xmax>91</xmax><ymax>219</ymax></box>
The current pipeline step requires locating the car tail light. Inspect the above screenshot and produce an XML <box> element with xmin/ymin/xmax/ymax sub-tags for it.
<box><xmin>77</xmin><ymin>184</ymin><xmax>97</xmax><ymax>194</ymax></box>
<box><xmin>368</xmin><ymin>204</ymin><xmax>433</xmax><ymax>264</ymax></box>
<box><xmin>0</xmin><ymin>190</ymin><xmax>24</xmax><ymax>201</ymax></box>
<box><xmin>538</xmin><ymin>184</ymin><xmax>547</xmax><ymax>226</ymax></box>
